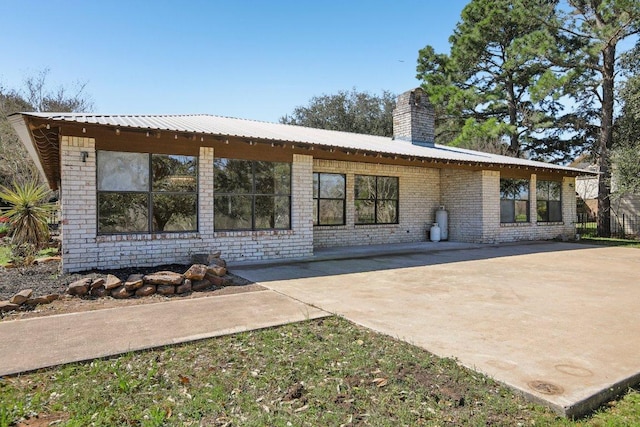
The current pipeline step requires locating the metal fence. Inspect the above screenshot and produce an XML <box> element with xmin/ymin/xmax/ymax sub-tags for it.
<box><xmin>576</xmin><ymin>213</ymin><xmax>640</xmax><ymax>239</ymax></box>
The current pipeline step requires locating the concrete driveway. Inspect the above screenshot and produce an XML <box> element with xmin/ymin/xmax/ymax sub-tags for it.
<box><xmin>233</xmin><ymin>241</ymin><xmax>640</xmax><ymax>417</ymax></box>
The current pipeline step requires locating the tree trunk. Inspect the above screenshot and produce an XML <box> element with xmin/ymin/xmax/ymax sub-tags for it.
<box><xmin>597</xmin><ymin>43</ymin><xmax>616</xmax><ymax>238</ymax></box>
<box><xmin>506</xmin><ymin>77</ymin><xmax>520</xmax><ymax>156</ymax></box>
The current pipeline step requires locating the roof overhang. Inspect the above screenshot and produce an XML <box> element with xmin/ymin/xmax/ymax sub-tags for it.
<box><xmin>9</xmin><ymin>112</ymin><xmax>597</xmax><ymax>191</ymax></box>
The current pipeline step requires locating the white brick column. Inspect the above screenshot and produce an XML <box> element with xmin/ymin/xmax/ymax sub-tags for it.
<box><xmin>291</xmin><ymin>154</ymin><xmax>314</xmax><ymax>252</ymax></box>
<box><xmin>530</xmin><ymin>174</ymin><xmax>537</xmax><ymax>224</ymax></box>
<box><xmin>60</xmin><ymin>136</ymin><xmax>97</xmax><ymax>272</ymax></box>
<box><xmin>199</xmin><ymin>147</ymin><xmax>214</xmax><ymax>236</ymax></box>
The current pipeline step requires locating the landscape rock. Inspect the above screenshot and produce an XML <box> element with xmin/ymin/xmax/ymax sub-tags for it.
<box><xmin>45</xmin><ymin>294</ymin><xmax>60</xmax><ymax>303</ymax></box>
<box><xmin>111</xmin><ymin>286</ymin><xmax>132</xmax><ymax>299</ymax></box>
<box><xmin>206</xmin><ymin>264</ymin><xmax>227</xmax><ymax>277</ymax></box>
<box><xmin>104</xmin><ymin>274</ymin><xmax>122</xmax><ymax>290</ymax></box>
<box><xmin>191</xmin><ymin>279</ymin><xmax>212</xmax><ymax>291</ymax></box>
<box><xmin>207</xmin><ymin>251</ymin><xmax>222</xmax><ymax>261</ymax></box>
<box><xmin>184</xmin><ymin>264</ymin><xmax>207</xmax><ymax>281</ymax></box>
<box><xmin>90</xmin><ymin>285</ymin><xmax>109</xmax><ymax>298</ymax></box>
<box><xmin>176</xmin><ymin>279</ymin><xmax>192</xmax><ymax>294</ymax></box>
<box><xmin>124</xmin><ymin>274</ymin><xmax>144</xmax><ymax>291</ymax></box>
<box><xmin>205</xmin><ymin>273</ymin><xmax>228</xmax><ymax>287</ymax></box>
<box><xmin>10</xmin><ymin>289</ymin><xmax>33</xmax><ymax>305</ymax></box>
<box><xmin>135</xmin><ymin>284</ymin><xmax>156</xmax><ymax>297</ymax></box>
<box><xmin>0</xmin><ymin>301</ymin><xmax>19</xmax><ymax>312</ymax></box>
<box><xmin>144</xmin><ymin>271</ymin><xmax>184</xmax><ymax>286</ymax></box>
<box><xmin>25</xmin><ymin>296</ymin><xmax>53</xmax><ymax>305</ymax></box>
<box><xmin>67</xmin><ymin>278</ymin><xmax>92</xmax><ymax>296</ymax></box>
<box><xmin>209</xmin><ymin>257</ymin><xmax>227</xmax><ymax>268</ymax></box>
<box><xmin>190</xmin><ymin>253</ymin><xmax>209</xmax><ymax>264</ymax></box>
<box><xmin>90</xmin><ymin>278</ymin><xmax>105</xmax><ymax>290</ymax></box>
<box><xmin>156</xmin><ymin>284</ymin><xmax>176</xmax><ymax>295</ymax></box>
<box><xmin>33</xmin><ymin>256</ymin><xmax>61</xmax><ymax>264</ymax></box>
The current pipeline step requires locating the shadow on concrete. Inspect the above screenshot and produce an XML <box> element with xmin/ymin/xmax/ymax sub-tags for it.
<box><xmin>231</xmin><ymin>240</ymin><xmax>602</xmax><ymax>282</ymax></box>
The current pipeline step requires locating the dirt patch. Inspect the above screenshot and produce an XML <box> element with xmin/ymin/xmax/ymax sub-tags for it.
<box><xmin>0</xmin><ymin>261</ymin><xmax>263</xmax><ymax>321</ymax></box>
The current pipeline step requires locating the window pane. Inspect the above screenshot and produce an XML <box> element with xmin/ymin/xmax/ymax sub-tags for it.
<box><xmin>319</xmin><ymin>199</ymin><xmax>345</xmax><ymax>225</ymax></box>
<box><xmin>355</xmin><ymin>175</ymin><xmax>375</xmax><ymax>199</ymax></box>
<box><xmin>254</xmin><ymin>162</ymin><xmax>274</xmax><ymax>194</ymax></box>
<box><xmin>98</xmin><ymin>193</ymin><xmax>149</xmax><ymax>233</ymax></box>
<box><xmin>97</xmin><ymin>151</ymin><xmax>149</xmax><ymax>191</ymax></box>
<box><xmin>214</xmin><ymin>195</ymin><xmax>252</xmax><ymax>230</ymax></box>
<box><xmin>152</xmin><ymin>155</ymin><xmax>197</xmax><ymax>192</ymax></box>
<box><xmin>537</xmin><ymin>201</ymin><xmax>549</xmax><ymax>222</ymax></box>
<box><xmin>515</xmin><ymin>200</ymin><xmax>529</xmax><ymax>222</ymax></box>
<box><xmin>214</xmin><ymin>159</ymin><xmax>252</xmax><ymax>193</ymax></box>
<box><xmin>500</xmin><ymin>200</ymin><xmax>515</xmax><ymax>223</ymax></box>
<box><xmin>377</xmin><ymin>200</ymin><xmax>398</xmax><ymax>224</ymax></box>
<box><xmin>536</xmin><ymin>181</ymin><xmax>549</xmax><ymax>200</ymax></box>
<box><xmin>274</xmin><ymin>196</ymin><xmax>290</xmax><ymax>228</ymax></box>
<box><xmin>517</xmin><ymin>181</ymin><xmax>529</xmax><ymax>200</ymax></box>
<box><xmin>355</xmin><ymin>199</ymin><xmax>375</xmax><ymax>224</ymax></box>
<box><xmin>320</xmin><ymin>174</ymin><xmax>345</xmax><ymax>198</ymax></box>
<box><xmin>549</xmin><ymin>201</ymin><xmax>562</xmax><ymax>222</ymax></box>
<box><xmin>152</xmin><ymin>194</ymin><xmax>197</xmax><ymax>232</ymax></box>
<box><xmin>378</xmin><ymin>177</ymin><xmax>398</xmax><ymax>199</ymax></box>
<box><xmin>549</xmin><ymin>181</ymin><xmax>562</xmax><ymax>201</ymax></box>
<box><xmin>274</xmin><ymin>163</ymin><xmax>291</xmax><ymax>194</ymax></box>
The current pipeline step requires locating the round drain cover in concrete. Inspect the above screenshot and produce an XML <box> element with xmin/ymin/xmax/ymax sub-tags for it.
<box><xmin>528</xmin><ymin>380</ymin><xmax>564</xmax><ymax>395</ymax></box>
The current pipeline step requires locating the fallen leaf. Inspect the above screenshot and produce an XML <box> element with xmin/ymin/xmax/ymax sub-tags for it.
<box><xmin>372</xmin><ymin>377</ymin><xmax>388</xmax><ymax>387</ymax></box>
<box><xmin>178</xmin><ymin>375</ymin><xmax>190</xmax><ymax>385</ymax></box>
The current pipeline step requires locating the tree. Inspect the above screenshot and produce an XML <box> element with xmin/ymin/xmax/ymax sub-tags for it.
<box><xmin>280</xmin><ymin>89</ymin><xmax>396</xmax><ymax>137</ymax></box>
<box><xmin>0</xmin><ymin>69</ymin><xmax>93</xmax><ymax>187</ymax></box>
<box><xmin>416</xmin><ymin>0</ymin><xmax>578</xmax><ymax>160</ymax></box>
<box><xmin>612</xmin><ymin>67</ymin><xmax>640</xmax><ymax>197</ymax></box>
<box><xmin>549</xmin><ymin>0</ymin><xmax>640</xmax><ymax>237</ymax></box>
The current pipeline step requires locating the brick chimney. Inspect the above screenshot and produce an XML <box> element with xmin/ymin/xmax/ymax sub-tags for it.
<box><xmin>392</xmin><ymin>87</ymin><xmax>435</xmax><ymax>147</ymax></box>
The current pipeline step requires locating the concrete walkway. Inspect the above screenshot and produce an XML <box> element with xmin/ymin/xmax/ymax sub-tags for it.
<box><xmin>0</xmin><ymin>289</ymin><xmax>328</xmax><ymax>377</ymax></box>
<box><xmin>234</xmin><ymin>241</ymin><xmax>640</xmax><ymax>417</ymax></box>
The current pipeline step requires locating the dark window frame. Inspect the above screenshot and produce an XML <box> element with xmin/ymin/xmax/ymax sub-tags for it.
<box><xmin>536</xmin><ymin>180</ymin><xmax>562</xmax><ymax>222</ymax></box>
<box><xmin>97</xmin><ymin>151</ymin><xmax>199</xmax><ymax>235</ymax></box>
<box><xmin>500</xmin><ymin>178</ymin><xmax>530</xmax><ymax>224</ymax></box>
<box><xmin>214</xmin><ymin>159</ymin><xmax>292</xmax><ymax>231</ymax></box>
<box><xmin>354</xmin><ymin>175</ymin><xmax>399</xmax><ymax>225</ymax></box>
<box><xmin>313</xmin><ymin>172</ymin><xmax>346</xmax><ymax>226</ymax></box>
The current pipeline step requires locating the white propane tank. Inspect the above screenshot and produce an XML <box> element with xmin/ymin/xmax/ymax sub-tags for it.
<box><xmin>435</xmin><ymin>206</ymin><xmax>448</xmax><ymax>241</ymax></box>
<box><xmin>430</xmin><ymin>222</ymin><xmax>441</xmax><ymax>242</ymax></box>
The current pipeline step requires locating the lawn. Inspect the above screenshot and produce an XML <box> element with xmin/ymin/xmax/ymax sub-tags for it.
<box><xmin>1</xmin><ymin>317</ymin><xmax>639</xmax><ymax>426</ymax></box>
<box><xmin>579</xmin><ymin>236</ymin><xmax>640</xmax><ymax>248</ymax></box>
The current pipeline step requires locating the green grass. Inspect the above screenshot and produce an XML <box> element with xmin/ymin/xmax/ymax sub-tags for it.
<box><xmin>0</xmin><ymin>317</ymin><xmax>638</xmax><ymax>426</ymax></box>
<box><xmin>0</xmin><ymin>244</ymin><xmax>58</xmax><ymax>266</ymax></box>
<box><xmin>579</xmin><ymin>237</ymin><xmax>640</xmax><ymax>248</ymax></box>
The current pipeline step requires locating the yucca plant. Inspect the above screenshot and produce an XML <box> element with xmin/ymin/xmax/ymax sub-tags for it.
<box><xmin>0</xmin><ymin>181</ymin><xmax>56</xmax><ymax>247</ymax></box>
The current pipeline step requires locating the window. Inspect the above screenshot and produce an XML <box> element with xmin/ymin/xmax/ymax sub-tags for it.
<box><xmin>500</xmin><ymin>178</ymin><xmax>530</xmax><ymax>223</ymax></box>
<box><xmin>313</xmin><ymin>173</ymin><xmax>346</xmax><ymax>225</ymax></box>
<box><xmin>537</xmin><ymin>180</ymin><xmax>562</xmax><ymax>222</ymax></box>
<box><xmin>214</xmin><ymin>159</ymin><xmax>291</xmax><ymax>230</ymax></box>
<box><xmin>97</xmin><ymin>151</ymin><xmax>198</xmax><ymax>234</ymax></box>
<box><xmin>355</xmin><ymin>175</ymin><xmax>399</xmax><ymax>224</ymax></box>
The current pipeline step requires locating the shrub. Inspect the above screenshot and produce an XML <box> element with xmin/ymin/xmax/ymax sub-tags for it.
<box><xmin>0</xmin><ymin>181</ymin><xmax>57</xmax><ymax>247</ymax></box>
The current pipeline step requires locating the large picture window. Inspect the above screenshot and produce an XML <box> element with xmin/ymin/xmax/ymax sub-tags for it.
<box><xmin>97</xmin><ymin>151</ymin><xmax>198</xmax><ymax>234</ymax></box>
<box><xmin>537</xmin><ymin>180</ymin><xmax>562</xmax><ymax>222</ymax></box>
<box><xmin>214</xmin><ymin>159</ymin><xmax>291</xmax><ymax>230</ymax></box>
<box><xmin>355</xmin><ymin>175</ymin><xmax>399</xmax><ymax>224</ymax></box>
<box><xmin>313</xmin><ymin>173</ymin><xmax>346</xmax><ymax>225</ymax></box>
<box><xmin>500</xmin><ymin>178</ymin><xmax>529</xmax><ymax>223</ymax></box>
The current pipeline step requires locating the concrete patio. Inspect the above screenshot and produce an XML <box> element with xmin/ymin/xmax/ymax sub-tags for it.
<box><xmin>233</xmin><ymin>241</ymin><xmax>640</xmax><ymax>417</ymax></box>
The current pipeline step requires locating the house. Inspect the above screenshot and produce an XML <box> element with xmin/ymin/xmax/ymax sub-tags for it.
<box><xmin>10</xmin><ymin>88</ymin><xmax>589</xmax><ymax>272</ymax></box>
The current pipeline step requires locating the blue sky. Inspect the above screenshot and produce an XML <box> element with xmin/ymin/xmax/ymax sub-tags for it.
<box><xmin>1</xmin><ymin>1</ymin><xmax>468</xmax><ymax>122</ymax></box>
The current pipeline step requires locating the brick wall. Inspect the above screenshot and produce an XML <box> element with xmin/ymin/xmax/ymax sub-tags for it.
<box><xmin>440</xmin><ymin>169</ymin><xmax>486</xmax><ymax>242</ymax></box>
<box><xmin>59</xmin><ymin>139</ymin><xmax>313</xmax><ymax>272</ymax></box>
<box><xmin>312</xmin><ymin>159</ymin><xmax>440</xmax><ymax>247</ymax></box>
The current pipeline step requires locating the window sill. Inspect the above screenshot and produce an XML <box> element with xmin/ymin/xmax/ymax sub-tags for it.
<box><xmin>213</xmin><ymin>229</ymin><xmax>294</xmax><ymax>238</ymax></box>
<box><xmin>500</xmin><ymin>222</ymin><xmax>531</xmax><ymax>227</ymax></box>
<box><xmin>96</xmin><ymin>232</ymin><xmax>200</xmax><ymax>242</ymax></box>
<box><xmin>536</xmin><ymin>221</ymin><xmax>564</xmax><ymax>226</ymax></box>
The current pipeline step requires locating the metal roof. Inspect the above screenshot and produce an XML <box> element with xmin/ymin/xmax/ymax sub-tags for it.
<box><xmin>16</xmin><ymin>112</ymin><xmax>588</xmax><ymax>174</ymax></box>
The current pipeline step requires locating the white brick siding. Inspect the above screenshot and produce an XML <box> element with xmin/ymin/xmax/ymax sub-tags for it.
<box><xmin>312</xmin><ymin>159</ymin><xmax>440</xmax><ymax>248</ymax></box>
<box><xmin>59</xmin><ymin>139</ymin><xmax>313</xmax><ymax>272</ymax></box>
